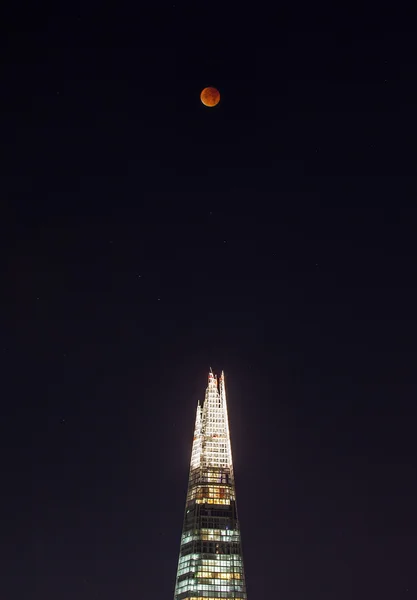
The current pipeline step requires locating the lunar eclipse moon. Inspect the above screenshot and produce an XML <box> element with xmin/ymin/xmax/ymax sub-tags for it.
<box><xmin>200</xmin><ymin>87</ymin><xmax>220</xmax><ymax>107</ymax></box>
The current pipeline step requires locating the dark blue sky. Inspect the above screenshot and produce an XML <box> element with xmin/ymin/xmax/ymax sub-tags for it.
<box><xmin>2</xmin><ymin>2</ymin><xmax>416</xmax><ymax>599</ymax></box>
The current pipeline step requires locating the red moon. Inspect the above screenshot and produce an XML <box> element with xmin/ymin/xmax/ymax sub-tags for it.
<box><xmin>200</xmin><ymin>87</ymin><xmax>220</xmax><ymax>107</ymax></box>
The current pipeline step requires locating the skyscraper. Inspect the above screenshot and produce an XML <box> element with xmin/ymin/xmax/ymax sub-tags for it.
<box><xmin>173</xmin><ymin>370</ymin><xmax>247</xmax><ymax>600</ymax></box>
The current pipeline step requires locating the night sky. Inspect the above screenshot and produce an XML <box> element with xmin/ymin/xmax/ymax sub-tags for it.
<box><xmin>2</xmin><ymin>2</ymin><xmax>416</xmax><ymax>599</ymax></box>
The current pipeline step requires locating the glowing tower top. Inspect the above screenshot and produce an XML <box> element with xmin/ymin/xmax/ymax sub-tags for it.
<box><xmin>173</xmin><ymin>370</ymin><xmax>247</xmax><ymax>600</ymax></box>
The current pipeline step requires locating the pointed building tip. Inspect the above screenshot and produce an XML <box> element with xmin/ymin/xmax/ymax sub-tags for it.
<box><xmin>208</xmin><ymin>368</ymin><xmax>219</xmax><ymax>388</ymax></box>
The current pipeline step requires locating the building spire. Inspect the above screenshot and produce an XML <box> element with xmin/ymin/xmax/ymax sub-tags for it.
<box><xmin>173</xmin><ymin>370</ymin><xmax>246</xmax><ymax>600</ymax></box>
<box><xmin>208</xmin><ymin>367</ymin><xmax>217</xmax><ymax>387</ymax></box>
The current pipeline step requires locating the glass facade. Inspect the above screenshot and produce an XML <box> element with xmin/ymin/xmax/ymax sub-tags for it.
<box><xmin>173</xmin><ymin>371</ymin><xmax>247</xmax><ymax>600</ymax></box>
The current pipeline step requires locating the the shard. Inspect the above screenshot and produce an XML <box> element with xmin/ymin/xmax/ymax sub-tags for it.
<box><xmin>173</xmin><ymin>370</ymin><xmax>247</xmax><ymax>600</ymax></box>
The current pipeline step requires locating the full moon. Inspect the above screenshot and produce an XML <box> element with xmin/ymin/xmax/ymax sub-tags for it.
<box><xmin>200</xmin><ymin>87</ymin><xmax>220</xmax><ymax>107</ymax></box>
